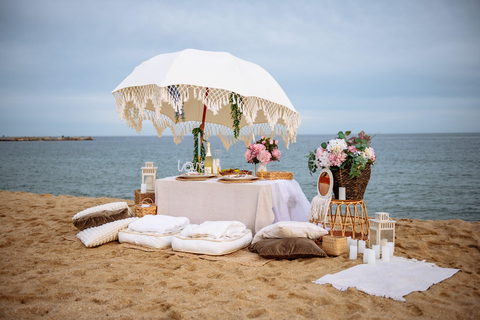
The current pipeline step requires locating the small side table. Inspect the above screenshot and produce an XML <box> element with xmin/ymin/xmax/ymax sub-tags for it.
<box><xmin>134</xmin><ymin>189</ymin><xmax>155</xmax><ymax>205</ymax></box>
<box><xmin>326</xmin><ymin>199</ymin><xmax>369</xmax><ymax>241</ymax></box>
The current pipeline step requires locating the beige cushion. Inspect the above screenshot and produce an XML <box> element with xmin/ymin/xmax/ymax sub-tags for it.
<box><xmin>76</xmin><ymin>217</ymin><xmax>138</xmax><ymax>247</ymax></box>
<box><xmin>249</xmin><ymin>238</ymin><xmax>328</xmax><ymax>259</ymax></box>
<box><xmin>252</xmin><ymin>221</ymin><xmax>328</xmax><ymax>244</ymax></box>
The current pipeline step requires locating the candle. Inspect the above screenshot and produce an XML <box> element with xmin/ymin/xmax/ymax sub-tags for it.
<box><xmin>141</xmin><ymin>183</ymin><xmax>147</xmax><ymax>193</ymax></box>
<box><xmin>364</xmin><ymin>249</ymin><xmax>372</xmax><ymax>263</ymax></box>
<box><xmin>373</xmin><ymin>245</ymin><xmax>380</xmax><ymax>259</ymax></box>
<box><xmin>358</xmin><ymin>240</ymin><xmax>366</xmax><ymax>253</ymax></box>
<box><xmin>367</xmin><ymin>249</ymin><xmax>376</xmax><ymax>265</ymax></box>
<box><xmin>381</xmin><ymin>238</ymin><xmax>388</xmax><ymax>247</ymax></box>
<box><xmin>349</xmin><ymin>245</ymin><xmax>357</xmax><ymax>260</ymax></box>
<box><xmin>339</xmin><ymin>187</ymin><xmax>346</xmax><ymax>200</ymax></box>
<box><xmin>387</xmin><ymin>242</ymin><xmax>394</xmax><ymax>256</ymax></box>
<box><xmin>347</xmin><ymin>236</ymin><xmax>352</xmax><ymax>247</ymax></box>
<box><xmin>382</xmin><ymin>246</ymin><xmax>390</xmax><ymax>261</ymax></box>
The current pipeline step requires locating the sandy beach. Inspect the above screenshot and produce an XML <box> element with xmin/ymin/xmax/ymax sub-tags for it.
<box><xmin>0</xmin><ymin>190</ymin><xmax>479</xmax><ymax>319</ymax></box>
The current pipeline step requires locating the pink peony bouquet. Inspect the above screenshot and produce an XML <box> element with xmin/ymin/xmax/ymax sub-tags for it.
<box><xmin>245</xmin><ymin>136</ymin><xmax>281</xmax><ymax>165</ymax></box>
<box><xmin>308</xmin><ymin>131</ymin><xmax>376</xmax><ymax>178</ymax></box>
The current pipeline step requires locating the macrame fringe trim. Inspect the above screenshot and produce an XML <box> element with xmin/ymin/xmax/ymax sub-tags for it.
<box><xmin>113</xmin><ymin>84</ymin><xmax>300</xmax><ymax>149</ymax></box>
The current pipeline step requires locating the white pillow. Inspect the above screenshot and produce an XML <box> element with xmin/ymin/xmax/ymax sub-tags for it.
<box><xmin>76</xmin><ymin>217</ymin><xmax>138</xmax><ymax>247</ymax></box>
<box><xmin>252</xmin><ymin>221</ymin><xmax>328</xmax><ymax>244</ymax></box>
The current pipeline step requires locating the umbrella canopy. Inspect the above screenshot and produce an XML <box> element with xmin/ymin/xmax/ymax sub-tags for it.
<box><xmin>112</xmin><ymin>49</ymin><xmax>300</xmax><ymax>149</ymax></box>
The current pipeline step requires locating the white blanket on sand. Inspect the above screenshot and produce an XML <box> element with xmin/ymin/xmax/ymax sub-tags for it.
<box><xmin>180</xmin><ymin>221</ymin><xmax>246</xmax><ymax>239</ymax></box>
<box><xmin>313</xmin><ymin>257</ymin><xmax>459</xmax><ymax>302</ymax></box>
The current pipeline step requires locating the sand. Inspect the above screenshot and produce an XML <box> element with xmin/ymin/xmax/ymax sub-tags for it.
<box><xmin>0</xmin><ymin>190</ymin><xmax>479</xmax><ymax>319</ymax></box>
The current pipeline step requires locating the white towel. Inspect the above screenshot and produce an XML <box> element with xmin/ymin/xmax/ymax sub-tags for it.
<box><xmin>180</xmin><ymin>221</ymin><xmax>246</xmax><ymax>239</ymax></box>
<box><xmin>127</xmin><ymin>215</ymin><xmax>190</xmax><ymax>235</ymax></box>
<box><xmin>313</xmin><ymin>257</ymin><xmax>459</xmax><ymax>301</ymax></box>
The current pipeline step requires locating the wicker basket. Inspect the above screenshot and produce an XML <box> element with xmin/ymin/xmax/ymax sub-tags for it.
<box><xmin>332</xmin><ymin>163</ymin><xmax>371</xmax><ymax>200</ymax></box>
<box><xmin>135</xmin><ymin>198</ymin><xmax>157</xmax><ymax>217</ymax></box>
<box><xmin>255</xmin><ymin>171</ymin><xmax>293</xmax><ymax>180</ymax></box>
<box><xmin>322</xmin><ymin>235</ymin><xmax>348</xmax><ymax>256</ymax></box>
<box><xmin>134</xmin><ymin>189</ymin><xmax>155</xmax><ymax>205</ymax></box>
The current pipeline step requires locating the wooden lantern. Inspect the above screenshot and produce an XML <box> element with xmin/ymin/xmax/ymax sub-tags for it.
<box><xmin>369</xmin><ymin>212</ymin><xmax>396</xmax><ymax>248</ymax></box>
<box><xmin>142</xmin><ymin>162</ymin><xmax>157</xmax><ymax>192</ymax></box>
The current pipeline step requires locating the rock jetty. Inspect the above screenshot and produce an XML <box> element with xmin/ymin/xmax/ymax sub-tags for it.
<box><xmin>0</xmin><ymin>136</ymin><xmax>93</xmax><ymax>141</ymax></box>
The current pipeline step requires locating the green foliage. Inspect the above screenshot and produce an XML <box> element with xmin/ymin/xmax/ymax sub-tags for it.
<box><xmin>307</xmin><ymin>150</ymin><xmax>317</xmax><ymax>175</ymax></box>
<box><xmin>230</xmin><ymin>92</ymin><xmax>242</xmax><ymax>139</ymax></box>
<box><xmin>192</xmin><ymin>127</ymin><xmax>206</xmax><ymax>171</ymax></box>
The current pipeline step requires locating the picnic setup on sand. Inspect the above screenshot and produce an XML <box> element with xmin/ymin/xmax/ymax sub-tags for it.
<box><xmin>69</xmin><ymin>49</ymin><xmax>459</xmax><ymax>302</ymax></box>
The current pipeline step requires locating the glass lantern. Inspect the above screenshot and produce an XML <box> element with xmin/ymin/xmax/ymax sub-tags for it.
<box><xmin>141</xmin><ymin>162</ymin><xmax>157</xmax><ymax>192</ymax></box>
<box><xmin>369</xmin><ymin>212</ymin><xmax>396</xmax><ymax>248</ymax></box>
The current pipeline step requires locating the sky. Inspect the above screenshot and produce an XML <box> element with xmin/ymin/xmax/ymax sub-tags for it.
<box><xmin>0</xmin><ymin>0</ymin><xmax>479</xmax><ymax>137</ymax></box>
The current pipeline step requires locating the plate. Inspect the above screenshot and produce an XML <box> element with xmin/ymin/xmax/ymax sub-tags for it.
<box><xmin>178</xmin><ymin>173</ymin><xmax>217</xmax><ymax>179</ymax></box>
<box><xmin>219</xmin><ymin>175</ymin><xmax>260</xmax><ymax>181</ymax></box>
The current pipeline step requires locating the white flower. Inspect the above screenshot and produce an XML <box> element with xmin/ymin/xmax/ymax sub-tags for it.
<box><xmin>315</xmin><ymin>153</ymin><xmax>331</xmax><ymax>168</ymax></box>
<box><xmin>327</xmin><ymin>139</ymin><xmax>347</xmax><ymax>153</ymax></box>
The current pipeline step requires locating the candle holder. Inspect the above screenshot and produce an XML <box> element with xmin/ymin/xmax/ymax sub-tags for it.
<box><xmin>369</xmin><ymin>212</ymin><xmax>396</xmax><ymax>248</ymax></box>
<box><xmin>142</xmin><ymin>162</ymin><xmax>157</xmax><ymax>192</ymax></box>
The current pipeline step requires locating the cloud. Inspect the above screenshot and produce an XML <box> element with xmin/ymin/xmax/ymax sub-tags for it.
<box><xmin>0</xmin><ymin>0</ymin><xmax>479</xmax><ymax>136</ymax></box>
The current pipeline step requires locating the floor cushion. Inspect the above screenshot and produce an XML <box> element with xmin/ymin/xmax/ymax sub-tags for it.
<box><xmin>72</xmin><ymin>202</ymin><xmax>133</xmax><ymax>231</ymax></box>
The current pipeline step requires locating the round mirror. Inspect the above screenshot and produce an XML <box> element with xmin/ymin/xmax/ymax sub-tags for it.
<box><xmin>317</xmin><ymin>168</ymin><xmax>333</xmax><ymax>198</ymax></box>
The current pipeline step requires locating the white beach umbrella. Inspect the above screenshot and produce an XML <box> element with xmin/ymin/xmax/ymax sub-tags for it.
<box><xmin>112</xmin><ymin>49</ymin><xmax>300</xmax><ymax>149</ymax></box>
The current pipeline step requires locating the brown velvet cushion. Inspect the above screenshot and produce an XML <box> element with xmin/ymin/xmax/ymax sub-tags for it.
<box><xmin>249</xmin><ymin>238</ymin><xmax>328</xmax><ymax>259</ymax></box>
<box><xmin>73</xmin><ymin>207</ymin><xmax>131</xmax><ymax>231</ymax></box>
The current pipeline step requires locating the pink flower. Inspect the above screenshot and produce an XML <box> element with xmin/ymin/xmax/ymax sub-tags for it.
<box><xmin>315</xmin><ymin>147</ymin><xmax>326</xmax><ymax>159</ymax></box>
<box><xmin>348</xmin><ymin>146</ymin><xmax>358</xmax><ymax>153</ymax></box>
<box><xmin>275</xmin><ymin>140</ymin><xmax>279</xmax><ymax>144</ymax></box>
<box><xmin>258</xmin><ymin>149</ymin><xmax>272</xmax><ymax>165</ymax></box>
<box><xmin>262</xmin><ymin>140</ymin><xmax>266</xmax><ymax>144</ymax></box>
<box><xmin>328</xmin><ymin>151</ymin><xmax>347</xmax><ymax>167</ymax></box>
<box><xmin>269</xmin><ymin>139</ymin><xmax>273</xmax><ymax>144</ymax></box>
<box><xmin>244</xmin><ymin>149</ymin><xmax>254</xmax><ymax>163</ymax></box>
<box><xmin>261</xmin><ymin>136</ymin><xmax>265</xmax><ymax>140</ymax></box>
<box><xmin>271</xmin><ymin>148</ymin><xmax>281</xmax><ymax>160</ymax></box>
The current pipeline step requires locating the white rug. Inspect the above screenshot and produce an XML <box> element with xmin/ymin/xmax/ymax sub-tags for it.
<box><xmin>313</xmin><ymin>256</ymin><xmax>459</xmax><ymax>301</ymax></box>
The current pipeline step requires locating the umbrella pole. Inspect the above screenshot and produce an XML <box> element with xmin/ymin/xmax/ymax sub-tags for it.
<box><xmin>198</xmin><ymin>88</ymin><xmax>209</xmax><ymax>171</ymax></box>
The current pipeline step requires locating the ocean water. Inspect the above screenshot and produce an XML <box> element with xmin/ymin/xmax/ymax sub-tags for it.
<box><xmin>1</xmin><ymin>133</ymin><xmax>479</xmax><ymax>221</ymax></box>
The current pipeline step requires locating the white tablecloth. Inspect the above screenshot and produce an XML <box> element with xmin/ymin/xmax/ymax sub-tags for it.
<box><xmin>155</xmin><ymin>177</ymin><xmax>310</xmax><ymax>234</ymax></box>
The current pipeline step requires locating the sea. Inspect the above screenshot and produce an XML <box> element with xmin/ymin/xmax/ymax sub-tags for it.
<box><xmin>1</xmin><ymin>133</ymin><xmax>479</xmax><ymax>222</ymax></box>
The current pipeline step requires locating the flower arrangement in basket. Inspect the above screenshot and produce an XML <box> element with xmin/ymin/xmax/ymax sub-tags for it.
<box><xmin>308</xmin><ymin>131</ymin><xmax>376</xmax><ymax>200</ymax></box>
<box><xmin>245</xmin><ymin>136</ymin><xmax>281</xmax><ymax>166</ymax></box>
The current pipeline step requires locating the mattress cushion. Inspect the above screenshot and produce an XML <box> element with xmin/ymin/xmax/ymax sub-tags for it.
<box><xmin>172</xmin><ymin>229</ymin><xmax>253</xmax><ymax>255</ymax></box>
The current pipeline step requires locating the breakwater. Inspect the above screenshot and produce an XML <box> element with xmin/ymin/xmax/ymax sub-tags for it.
<box><xmin>0</xmin><ymin>136</ymin><xmax>93</xmax><ymax>141</ymax></box>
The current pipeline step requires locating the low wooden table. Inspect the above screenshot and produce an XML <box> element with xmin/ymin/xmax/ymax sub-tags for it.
<box><xmin>326</xmin><ymin>199</ymin><xmax>369</xmax><ymax>241</ymax></box>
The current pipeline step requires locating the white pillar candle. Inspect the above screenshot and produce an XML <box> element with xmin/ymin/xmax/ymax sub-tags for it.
<box><xmin>346</xmin><ymin>236</ymin><xmax>352</xmax><ymax>247</ymax></box>
<box><xmin>373</xmin><ymin>245</ymin><xmax>381</xmax><ymax>259</ymax></box>
<box><xmin>140</xmin><ymin>183</ymin><xmax>147</xmax><ymax>193</ymax></box>
<box><xmin>339</xmin><ymin>187</ymin><xmax>346</xmax><ymax>200</ymax></box>
<box><xmin>381</xmin><ymin>238</ymin><xmax>388</xmax><ymax>247</ymax></box>
<box><xmin>367</xmin><ymin>249</ymin><xmax>376</xmax><ymax>265</ymax></box>
<box><xmin>364</xmin><ymin>249</ymin><xmax>372</xmax><ymax>263</ymax></box>
<box><xmin>382</xmin><ymin>246</ymin><xmax>390</xmax><ymax>261</ymax></box>
<box><xmin>349</xmin><ymin>245</ymin><xmax>357</xmax><ymax>260</ymax></box>
<box><xmin>358</xmin><ymin>240</ymin><xmax>366</xmax><ymax>253</ymax></box>
<box><xmin>387</xmin><ymin>242</ymin><xmax>394</xmax><ymax>256</ymax></box>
